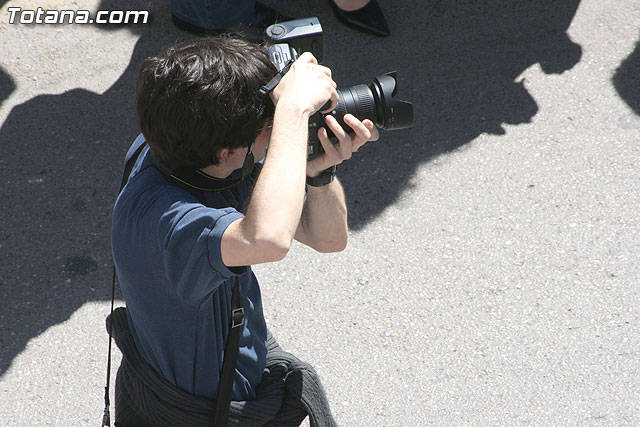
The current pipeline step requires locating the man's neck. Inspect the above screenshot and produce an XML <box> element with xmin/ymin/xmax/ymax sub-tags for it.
<box><xmin>200</xmin><ymin>163</ymin><xmax>236</xmax><ymax>179</ymax></box>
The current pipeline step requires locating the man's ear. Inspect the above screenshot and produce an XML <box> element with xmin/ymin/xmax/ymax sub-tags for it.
<box><xmin>219</xmin><ymin>146</ymin><xmax>247</xmax><ymax>165</ymax></box>
<box><xmin>218</xmin><ymin>147</ymin><xmax>232</xmax><ymax>162</ymax></box>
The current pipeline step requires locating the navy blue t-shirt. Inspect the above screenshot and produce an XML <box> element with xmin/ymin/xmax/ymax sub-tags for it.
<box><xmin>111</xmin><ymin>135</ymin><xmax>267</xmax><ymax>401</ymax></box>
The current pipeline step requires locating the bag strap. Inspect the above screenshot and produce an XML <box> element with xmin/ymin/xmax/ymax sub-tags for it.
<box><xmin>103</xmin><ymin>137</ymin><xmax>246</xmax><ymax>426</ymax></box>
<box><xmin>213</xmin><ymin>276</ymin><xmax>245</xmax><ymax>426</ymax></box>
<box><xmin>102</xmin><ymin>136</ymin><xmax>148</xmax><ymax>427</ymax></box>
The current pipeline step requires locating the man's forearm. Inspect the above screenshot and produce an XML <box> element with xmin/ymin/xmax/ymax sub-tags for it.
<box><xmin>298</xmin><ymin>178</ymin><xmax>348</xmax><ymax>252</ymax></box>
<box><xmin>241</xmin><ymin>102</ymin><xmax>310</xmax><ymax>252</ymax></box>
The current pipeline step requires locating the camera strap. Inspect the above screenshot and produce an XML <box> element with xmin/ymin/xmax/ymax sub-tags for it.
<box><xmin>150</xmin><ymin>151</ymin><xmax>260</xmax><ymax>192</ymax></box>
<box><xmin>255</xmin><ymin>59</ymin><xmax>293</xmax><ymax>105</ymax></box>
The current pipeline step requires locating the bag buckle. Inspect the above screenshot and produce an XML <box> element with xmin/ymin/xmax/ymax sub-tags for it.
<box><xmin>232</xmin><ymin>307</ymin><xmax>245</xmax><ymax>328</ymax></box>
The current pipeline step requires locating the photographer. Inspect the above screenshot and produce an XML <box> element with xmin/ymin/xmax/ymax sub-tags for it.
<box><xmin>109</xmin><ymin>36</ymin><xmax>378</xmax><ymax>426</ymax></box>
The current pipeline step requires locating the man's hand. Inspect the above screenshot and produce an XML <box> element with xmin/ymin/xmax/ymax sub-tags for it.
<box><xmin>271</xmin><ymin>52</ymin><xmax>338</xmax><ymax>116</ymax></box>
<box><xmin>306</xmin><ymin>113</ymin><xmax>380</xmax><ymax>177</ymax></box>
<box><xmin>293</xmin><ymin>113</ymin><xmax>379</xmax><ymax>253</ymax></box>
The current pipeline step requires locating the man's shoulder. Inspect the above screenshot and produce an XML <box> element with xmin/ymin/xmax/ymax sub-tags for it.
<box><xmin>115</xmin><ymin>165</ymin><xmax>241</xmax><ymax>226</ymax></box>
<box><xmin>114</xmin><ymin>134</ymin><xmax>245</xmax><ymax>225</ymax></box>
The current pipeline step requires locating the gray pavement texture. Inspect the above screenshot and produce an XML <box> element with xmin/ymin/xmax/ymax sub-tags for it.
<box><xmin>0</xmin><ymin>0</ymin><xmax>639</xmax><ymax>426</ymax></box>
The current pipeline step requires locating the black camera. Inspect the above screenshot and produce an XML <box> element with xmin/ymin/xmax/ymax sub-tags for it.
<box><xmin>265</xmin><ymin>17</ymin><xmax>414</xmax><ymax>161</ymax></box>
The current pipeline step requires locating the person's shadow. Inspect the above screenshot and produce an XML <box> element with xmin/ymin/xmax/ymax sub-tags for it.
<box><xmin>0</xmin><ymin>66</ymin><xmax>15</xmax><ymax>109</ymax></box>
<box><xmin>0</xmin><ymin>0</ymin><xmax>585</xmax><ymax>374</ymax></box>
<box><xmin>309</xmin><ymin>0</ymin><xmax>584</xmax><ymax>228</ymax></box>
<box><xmin>0</xmin><ymin>0</ymin><xmax>185</xmax><ymax>374</ymax></box>
<box><xmin>0</xmin><ymin>3</ymin><xmax>17</xmax><ymax>114</ymax></box>
<box><xmin>613</xmin><ymin>38</ymin><xmax>640</xmax><ymax>119</ymax></box>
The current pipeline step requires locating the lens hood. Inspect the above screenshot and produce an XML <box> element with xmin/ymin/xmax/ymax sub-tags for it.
<box><xmin>370</xmin><ymin>72</ymin><xmax>414</xmax><ymax>130</ymax></box>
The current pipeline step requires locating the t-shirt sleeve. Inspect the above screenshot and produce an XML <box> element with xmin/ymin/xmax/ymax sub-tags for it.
<box><xmin>159</xmin><ymin>201</ymin><xmax>246</xmax><ymax>305</ymax></box>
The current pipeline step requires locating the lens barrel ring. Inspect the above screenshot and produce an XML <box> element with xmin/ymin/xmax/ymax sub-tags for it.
<box><xmin>335</xmin><ymin>84</ymin><xmax>377</xmax><ymax>125</ymax></box>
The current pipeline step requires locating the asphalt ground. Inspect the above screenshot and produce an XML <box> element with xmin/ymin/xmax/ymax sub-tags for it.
<box><xmin>0</xmin><ymin>0</ymin><xmax>639</xmax><ymax>425</ymax></box>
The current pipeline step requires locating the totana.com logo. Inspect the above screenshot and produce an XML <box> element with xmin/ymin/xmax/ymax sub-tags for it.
<box><xmin>7</xmin><ymin>7</ymin><xmax>149</xmax><ymax>25</ymax></box>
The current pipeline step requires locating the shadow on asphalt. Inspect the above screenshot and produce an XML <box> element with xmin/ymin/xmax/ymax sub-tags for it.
<box><xmin>0</xmin><ymin>0</ymin><xmax>583</xmax><ymax>375</ymax></box>
<box><xmin>331</xmin><ymin>0</ymin><xmax>583</xmax><ymax>229</ymax></box>
<box><xmin>0</xmin><ymin>66</ymin><xmax>15</xmax><ymax>109</ymax></box>
<box><xmin>613</xmin><ymin>38</ymin><xmax>640</xmax><ymax>116</ymax></box>
<box><xmin>0</xmin><ymin>0</ymin><xmax>181</xmax><ymax>375</ymax></box>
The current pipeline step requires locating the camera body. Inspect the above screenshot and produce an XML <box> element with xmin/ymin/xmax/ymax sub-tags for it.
<box><xmin>265</xmin><ymin>17</ymin><xmax>324</xmax><ymax>71</ymax></box>
<box><xmin>265</xmin><ymin>18</ymin><xmax>329</xmax><ymax>160</ymax></box>
<box><xmin>265</xmin><ymin>17</ymin><xmax>414</xmax><ymax>161</ymax></box>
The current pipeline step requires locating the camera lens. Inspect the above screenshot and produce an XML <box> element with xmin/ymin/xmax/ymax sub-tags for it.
<box><xmin>327</xmin><ymin>71</ymin><xmax>413</xmax><ymax>134</ymax></box>
<box><xmin>307</xmin><ymin>71</ymin><xmax>413</xmax><ymax>160</ymax></box>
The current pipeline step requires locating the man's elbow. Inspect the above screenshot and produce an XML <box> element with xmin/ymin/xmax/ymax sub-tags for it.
<box><xmin>315</xmin><ymin>235</ymin><xmax>348</xmax><ymax>253</ymax></box>
<box><xmin>257</xmin><ymin>232</ymin><xmax>292</xmax><ymax>262</ymax></box>
<box><xmin>268</xmin><ymin>239</ymin><xmax>291</xmax><ymax>261</ymax></box>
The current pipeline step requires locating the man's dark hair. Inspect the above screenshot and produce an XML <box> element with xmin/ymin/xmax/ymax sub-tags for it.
<box><xmin>136</xmin><ymin>36</ymin><xmax>277</xmax><ymax>170</ymax></box>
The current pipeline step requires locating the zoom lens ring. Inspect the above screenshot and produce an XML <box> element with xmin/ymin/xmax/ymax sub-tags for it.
<box><xmin>351</xmin><ymin>85</ymin><xmax>376</xmax><ymax>121</ymax></box>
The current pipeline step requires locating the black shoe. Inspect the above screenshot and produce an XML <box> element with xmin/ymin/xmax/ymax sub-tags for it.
<box><xmin>245</xmin><ymin>2</ymin><xmax>293</xmax><ymax>31</ymax></box>
<box><xmin>329</xmin><ymin>0</ymin><xmax>390</xmax><ymax>37</ymax></box>
<box><xmin>171</xmin><ymin>13</ymin><xmax>216</xmax><ymax>36</ymax></box>
<box><xmin>172</xmin><ymin>2</ymin><xmax>293</xmax><ymax>40</ymax></box>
